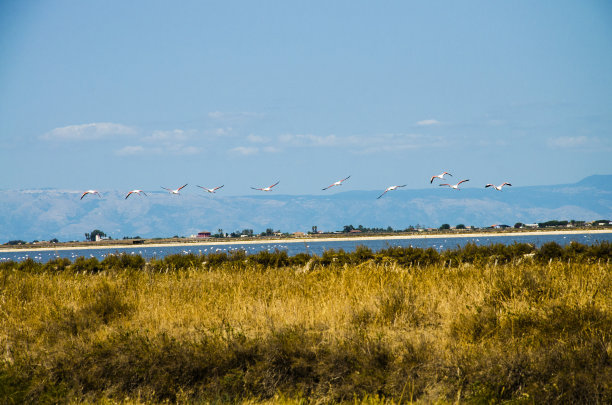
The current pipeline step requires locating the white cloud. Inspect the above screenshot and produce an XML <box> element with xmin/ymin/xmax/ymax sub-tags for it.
<box><xmin>278</xmin><ymin>132</ymin><xmax>436</xmax><ymax>153</ymax></box>
<box><xmin>143</xmin><ymin>129</ymin><xmax>191</xmax><ymax>142</ymax></box>
<box><xmin>247</xmin><ymin>134</ymin><xmax>270</xmax><ymax>143</ymax></box>
<box><xmin>115</xmin><ymin>144</ymin><xmax>200</xmax><ymax>156</ymax></box>
<box><xmin>205</xmin><ymin>127</ymin><xmax>233</xmax><ymax>136</ymax></box>
<box><xmin>262</xmin><ymin>146</ymin><xmax>280</xmax><ymax>153</ymax></box>
<box><xmin>279</xmin><ymin>134</ymin><xmax>342</xmax><ymax>147</ymax></box>
<box><xmin>547</xmin><ymin>136</ymin><xmax>589</xmax><ymax>148</ymax></box>
<box><xmin>416</xmin><ymin>119</ymin><xmax>440</xmax><ymax>126</ymax></box>
<box><xmin>115</xmin><ymin>145</ymin><xmax>147</xmax><ymax>156</ymax></box>
<box><xmin>230</xmin><ymin>146</ymin><xmax>259</xmax><ymax>155</ymax></box>
<box><xmin>42</xmin><ymin>122</ymin><xmax>137</xmax><ymax>141</ymax></box>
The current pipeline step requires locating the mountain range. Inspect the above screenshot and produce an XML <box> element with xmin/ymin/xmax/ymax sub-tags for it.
<box><xmin>1</xmin><ymin>175</ymin><xmax>611</xmax><ymax>242</ymax></box>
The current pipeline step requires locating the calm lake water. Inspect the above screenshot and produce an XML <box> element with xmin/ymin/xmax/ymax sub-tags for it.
<box><xmin>2</xmin><ymin>232</ymin><xmax>611</xmax><ymax>263</ymax></box>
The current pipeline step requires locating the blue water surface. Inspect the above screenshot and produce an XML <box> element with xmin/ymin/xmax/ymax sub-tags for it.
<box><xmin>2</xmin><ymin>232</ymin><xmax>611</xmax><ymax>264</ymax></box>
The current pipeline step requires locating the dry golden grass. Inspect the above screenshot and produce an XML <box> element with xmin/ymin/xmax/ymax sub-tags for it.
<box><xmin>1</xmin><ymin>254</ymin><xmax>611</xmax><ymax>403</ymax></box>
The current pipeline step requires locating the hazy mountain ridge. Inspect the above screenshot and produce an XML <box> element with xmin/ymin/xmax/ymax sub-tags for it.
<box><xmin>1</xmin><ymin>175</ymin><xmax>610</xmax><ymax>242</ymax></box>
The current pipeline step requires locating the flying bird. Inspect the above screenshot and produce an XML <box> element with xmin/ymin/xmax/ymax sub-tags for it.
<box><xmin>485</xmin><ymin>182</ymin><xmax>512</xmax><ymax>191</ymax></box>
<box><xmin>439</xmin><ymin>179</ymin><xmax>470</xmax><ymax>190</ymax></box>
<box><xmin>322</xmin><ymin>175</ymin><xmax>351</xmax><ymax>190</ymax></box>
<box><xmin>377</xmin><ymin>185</ymin><xmax>407</xmax><ymax>199</ymax></box>
<box><xmin>251</xmin><ymin>181</ymin><xmax>280</xmax><ymax>192</ymax></box>
<box><xmin>125</xmin><ymin>190</ymin><xmax>147</xmax><ymax>199</ymax></box>
<box><xmin>80</xmin><ymin>190</ymin><xmax>101</xmax><ymax>200</ymax></box>
<box><xmin>430</xmin><ymin>171</ymin><xmax>452</xmax><ymax>183</ymax></box>
<box><xmin>197</xmin><ymin>185</ymin><xmax>224</xmax><ymax>194</ymax></box>
<box><xmin>161</xmin><ymin>184</ymin><xmax>188</xmax><ymax>194</ymax></box>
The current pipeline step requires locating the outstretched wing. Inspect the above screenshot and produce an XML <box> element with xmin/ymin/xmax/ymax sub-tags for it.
<box><xmin>458</xmin><ymin>179</ymin><xmax>470</xmax><ymax>185</ymax></box>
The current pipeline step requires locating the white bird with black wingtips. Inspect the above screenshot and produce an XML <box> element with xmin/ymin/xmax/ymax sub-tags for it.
<box><xmin>251</xmin><ymin>181</ymin><xmax>280</xmax><ymax>192</ymax></box>
<box><xmin>439</xmin><ymin>179</ymin><xmax>469</xmax><ymax>190</ymax></box>
<box><xmin>377</xmin><ymin>185</ymin><xmax>406</xmax><ymax>199</ymax></box>
<box><xmin>80</xmin><ymin>190</ymin><xmax>101</xmax><ymax>200</ymax></box>
<box><xmin>162</xmin><ymin>184</ymin><xmax>188</xmax><ymax>195</ymax></box>
<box><xmin>197</xmin><ymin>185</ymin><xmax>224</xmax><ymax>194</ymax></box>
<box><xmin>322</xmin><ymin>175</ymin><xmax>351</xmax><ymax>190</ymax></box>
<box><xmin>430</xmin><ymin>171</ymin><xmax>452</xmax><ymax>184</ymax></box>
<box><xmin>485</xmin><ymin>182</ymin><xmax>512</xmax><ymax>191</ymax></box>
<box><xmin>125</xmin><ymin>190</ymin><xmax>147</xmax><ymax>199</ymax></box>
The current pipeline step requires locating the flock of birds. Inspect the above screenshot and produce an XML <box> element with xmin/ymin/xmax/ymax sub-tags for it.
<box><xmin>79</xmin><ymin>172</ymin><xmax>512</xmax><ymax>200</ymax></box>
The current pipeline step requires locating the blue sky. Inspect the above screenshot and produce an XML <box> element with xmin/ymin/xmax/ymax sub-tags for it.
<box><xmin>1</xmin><ymin>0</ymin><xmax>611</xmax><ymax>196</ymax></box>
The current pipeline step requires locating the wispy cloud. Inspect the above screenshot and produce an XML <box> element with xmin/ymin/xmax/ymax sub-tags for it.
<box><xmin>279</xmin><ymin>134</ymin><xmax>342</xmax><ymax>147</ymax></box>
<box><xmin>229</xmin><ymin>146</ymin><xmax>259</xmax><ymax>156</ymax></box>
<box><xmin>41</xmin><ymin>122</ymin><xmax>138</xmax><ymax>141</ymax></box>
<box><xmin>115</xmin><ymin>144</ymin><xmax>200</xmax><ymax>156</ymax></box>
<box><xmin>547</xmin><ymin>136</ymin><xmax>590</xmax><ymax>148</ymax></box>
<box><xmin>247</xmin><ymin>134</ymin><xmax>270</xmax><ymax>143</ymax></box>
<box><xmin>229</xmin><ymin>145</ymin><xmax>279</xmax><ymax>156</ymax></box>
<box><xmin>142</xmin><ymin>129</ymin><xmax>192</xmax><ymax>143</ymax></box>
<box><xmin>416</xmin><ymin>119</ymin><xmax>440</xmax><ymax>126</ymax></box>
<box><xmin>115</xmin><ymin>145</ymin><xmax>147</xmax><ymax>156</ymax></box>
<box><xmin>278</xmin><ymin>133</ymin><xmax>438</xmax><ymax>154</ymax></box>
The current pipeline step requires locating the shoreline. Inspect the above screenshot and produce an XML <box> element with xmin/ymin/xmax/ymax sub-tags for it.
<box><xmin>1</xmin><ymin>229</ymin><xmax>611</xmax><ymax>253</ymax></box>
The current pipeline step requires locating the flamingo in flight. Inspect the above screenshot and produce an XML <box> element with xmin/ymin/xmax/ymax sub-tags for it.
<box><xmin>430</xmin><ymin>171</ymin><xmax>452</xmax><ymax>184</ymax></box>
<box><xmin>439</xmin><ymin>179</ymin><xmax>469</xmax><ymax>190</ymax></box>
<box><xmin>161</xmin><ymin>184</ymin><xmax>188</xmax><ymax>195</ymax></box>
<box><xmin>485</xmin><ymin>182</ymin><xmax>512</xmax><ymax>191</ymax></box>
<box><xmin>80</xmin><ymin>190</ymin><xmax>101</xmax><ymax>200</ymax></box>
<box><xmin>125</xmin><ymin>190</ymin><xmax>147</xmax><ymax>199</ymax></box>
<box><xmin>377</xmin><ymin>185</ymin><xmax>407</xmax><ymax>199</ymax></box>
<box><xmin>197</xmin><ymin>185</ymin><xmax>224</xmax><ymax>194</ymax></box>
<box><xmin>322</xmin><ymin>175</ymin><xmax>351</xmax><ymax>190</ymax></box>
<box><xmin>251</xmin><ymin>181</ymin><xmax>280</xmax><ymax>192</ymax></box>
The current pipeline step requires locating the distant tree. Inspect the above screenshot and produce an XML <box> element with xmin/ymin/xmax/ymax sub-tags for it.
<box><xmin>343</xmin><ymin>225</ymin><xmax>355</xmax><ymax>233</ymax></box>
<box><xmin>514</xmin><ymin>222</ymin><xmax>524</xmax><ymax>229</ymax></box>
<box><xmin>439</xmin><ymin>224</ymin><xmax>450</xmax><ymax>230</ymax></box>
<box><xmin>312</xmin><ymin>225</ymin><xmax>318</xmax><ymax>234</ymax></box>
<box><xmin>217</xmin><ymin>228</ymin><xmax>224</xmax><ymax>238</ymax></box>
<box><xmin>86</xmin><ymin>229</ymin><xmax>107</xmax><ymax>242</ymax></box>
<box><xmin>386</xmin><ymin>226</ymin><xmax>393</xmax><ymax>232</ymax></box>
<box><xmin>456</xmin><ymin>224</ymin><xmax>466</xmax><ymax>229</ymax></box>
<box><xmin>49</xmin><ymin>238</ymin><xmax>59</xmax><ymax>243</ymax></box>
<box><xmin>6</xmin><ymin>240</ymin><xmax>26</xmax><ymax>245</ymax></box>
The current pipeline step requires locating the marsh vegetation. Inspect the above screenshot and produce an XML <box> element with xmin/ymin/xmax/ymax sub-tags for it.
<box><xmin>0</xmin><ymin>242</ymin><xmax>610</xmax><ymax>403</ymax></box>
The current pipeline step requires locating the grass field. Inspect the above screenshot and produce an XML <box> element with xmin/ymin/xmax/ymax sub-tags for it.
<box><xmin>0</xmin><ymin>242</ymin><xmax>610</xmax><ymax>403</ymax></box>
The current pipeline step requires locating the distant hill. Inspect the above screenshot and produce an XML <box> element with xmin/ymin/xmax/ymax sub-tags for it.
<box><xmin>1</xmin><ymin>176</ymin><xmax>611</xmax><ymax>242</ymax></box>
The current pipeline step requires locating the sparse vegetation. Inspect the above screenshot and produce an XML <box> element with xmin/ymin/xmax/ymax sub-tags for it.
<box><xmin>0</xmin><ymin>243</ymin><xmax>610</xmax><ymax>403</ymax></box>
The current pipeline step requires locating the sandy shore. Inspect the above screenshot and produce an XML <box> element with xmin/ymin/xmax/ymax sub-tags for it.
<box><xmin>1</xmin><ymin>229</ymin><xmax>611</xmax><ymax>253</ymax></box>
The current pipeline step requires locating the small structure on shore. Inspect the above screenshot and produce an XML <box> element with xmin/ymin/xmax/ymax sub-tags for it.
<box><xmin>196</xmin><ymin>231</ymin><xmax>211</xmax><ymax>238</ymax></box>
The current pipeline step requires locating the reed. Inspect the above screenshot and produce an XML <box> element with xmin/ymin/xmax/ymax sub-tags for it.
<box><xmin>0</xmin><ymin>243</ymin><xmax>610</xmax><ymax>403</ymax></box>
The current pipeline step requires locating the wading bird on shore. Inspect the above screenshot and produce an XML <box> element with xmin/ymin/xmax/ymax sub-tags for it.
<box><xmin>80</xmin><ymin>190</ymin><xmax>101</xmax><ymax>200</ymax></box>
<box><xmin>162</xmin><ymin>184</ymin><xmax>188</xmax><ymax>195</ymax></box>
<box><xmin>322</xmin><ymin>175</ymin><xmax>351</xmax><ymax>190</ymax></box>
<box><xmin>197</xmin><ymin>185</ymin><xmax>224</xmax><ymax>194</ymax></box>
<box><xmin>430</xmin><ymin>171</ymin><xmax>452</xmax><ymax>183</ymax></box>
<box><xmin>125</xmin><ymin>190</ymin><xmax>147</xmax><ymax>199</ymax></box>
<box><xmin>251</xmin><ymin>181</ymin><xmax>280</xmax><ymax>192</ymax></box>
<box><xmin>439</xmin><ymin>179</ymin><xmax>469</xmax><ymax>190</ymax></box>
<box><xmin>377</xmin><ymin>185</ymin><xmax>407</xmax><ymax>199</ymax></box>
<box><xmin>485</xmin><ymin>182</ymin><xmax>512</xmax><ymax>191</ymax></box>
